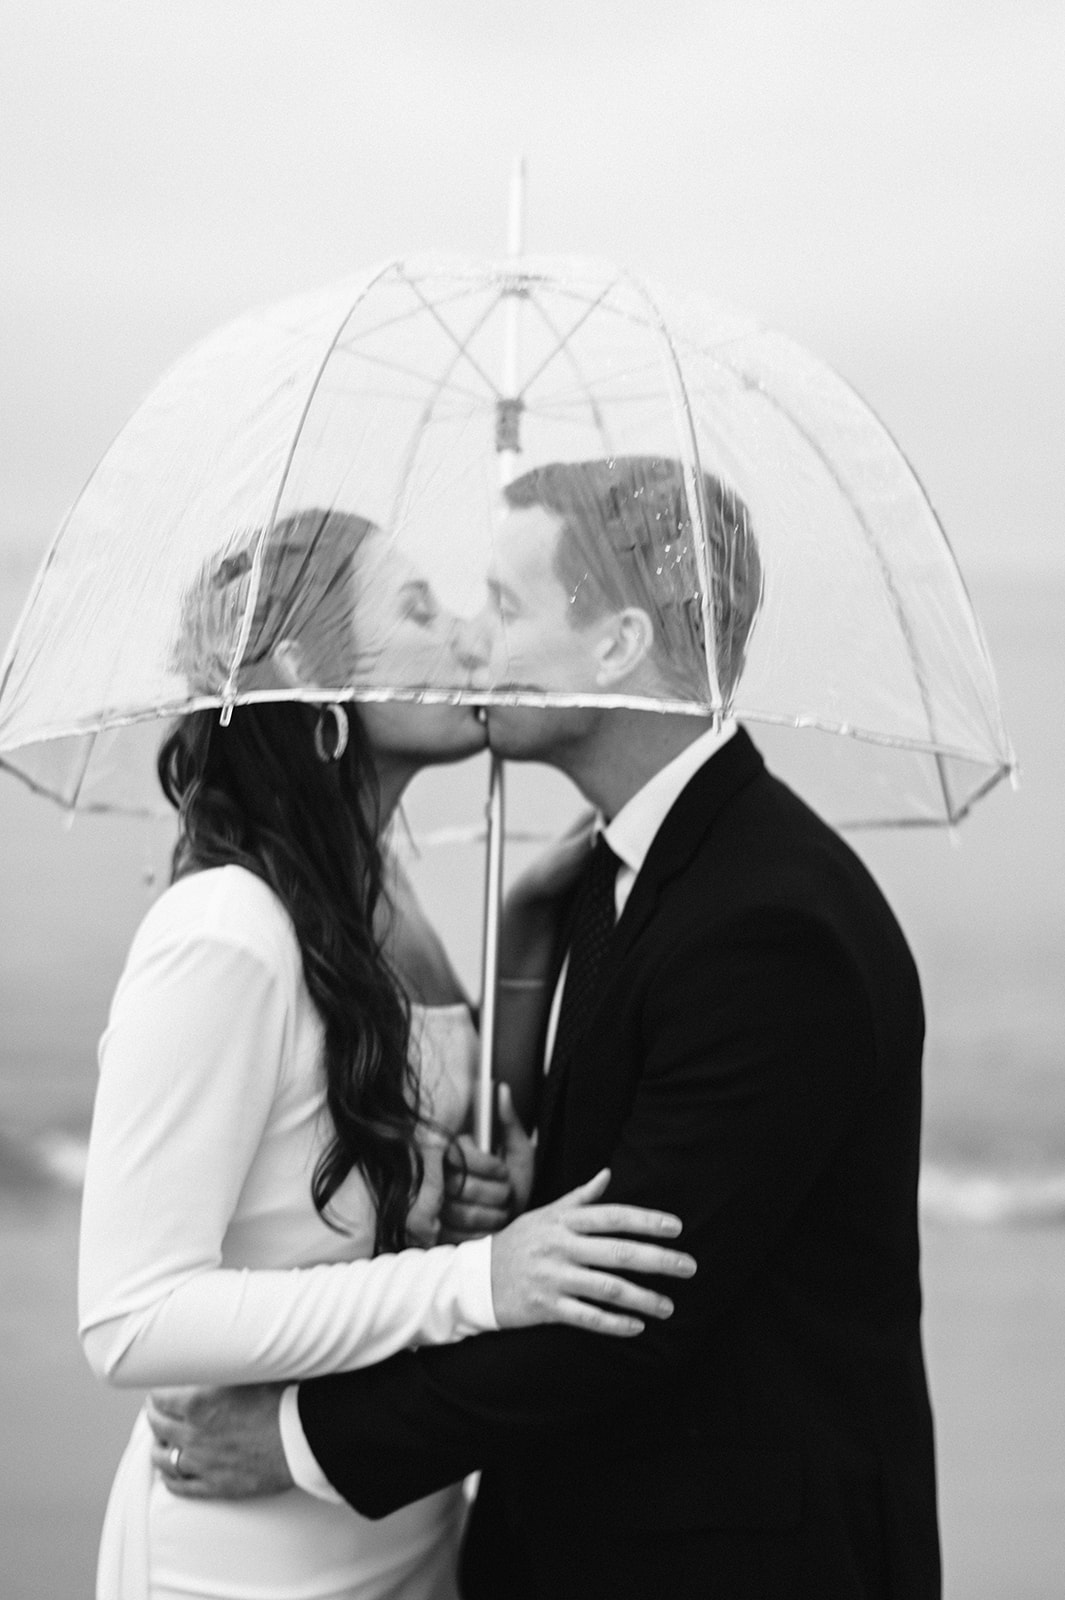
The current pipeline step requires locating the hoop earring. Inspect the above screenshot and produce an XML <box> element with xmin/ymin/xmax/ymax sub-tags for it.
<box><xmin>314</xmin><ymin>704</ymin><xmax>350</xmax><ymax>764</ymax></box>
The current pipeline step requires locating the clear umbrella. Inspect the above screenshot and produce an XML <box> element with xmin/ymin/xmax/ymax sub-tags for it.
<box><xmin>0</xmin><ymin>256</ymin><xmax>1012</xmax><ymax>822</ymax></box>
<box><xmin>0</xmin><ymin>228</ymin><xmax>1016</xmax><ymax>1140</ymax></box>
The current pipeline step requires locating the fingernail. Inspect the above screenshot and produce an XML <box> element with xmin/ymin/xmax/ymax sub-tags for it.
<box><xmin>659</xmin><ymin>1216</ymin><xmax>682</xmax><ymax>1234</ymax></box>
<box><xmin>657</xmin><ymin>1299</ymin><xmax>674</xmax><ymax>1318</ymax></box>
<box><xmin>678</xmin><ymin>1256</ymin><xmax>697</xmax><ymax>1275</ymax></box>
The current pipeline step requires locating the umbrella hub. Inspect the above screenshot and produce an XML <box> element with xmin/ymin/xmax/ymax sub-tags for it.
<box><xmin>495</xmin><ymin>395</ymin><xmax>525</xmax><ymax>453</ymax></box>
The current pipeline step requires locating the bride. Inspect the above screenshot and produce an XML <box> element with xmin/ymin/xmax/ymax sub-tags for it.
<box><xmin>77</xmin><ymin>509</ymin><xmax>692</xmax><ymax>1600</ymax></box>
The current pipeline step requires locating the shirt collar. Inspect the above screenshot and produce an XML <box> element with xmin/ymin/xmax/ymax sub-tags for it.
<box><xmin>603</xmin><ymin>719</ymin><xmax>737</xmax><ymax>880</ymax></box>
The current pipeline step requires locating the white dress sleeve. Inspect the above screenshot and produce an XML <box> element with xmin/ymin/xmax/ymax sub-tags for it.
<box><xmin>78</xmin><ymin>903</ymin><xmax>496</xmax><ymax>1390</ymax></box>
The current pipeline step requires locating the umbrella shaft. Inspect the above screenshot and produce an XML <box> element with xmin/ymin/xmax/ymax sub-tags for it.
<box><xmin>475</xmin><ymin>755</ymin><xmax>506</xmax><ymax>1150</ymax></box>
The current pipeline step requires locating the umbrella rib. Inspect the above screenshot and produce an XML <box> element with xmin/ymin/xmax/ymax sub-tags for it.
<box><xmin>523</xmin><ymin>357</ymin><xmax>662</xmax><ymax>408</ymax></box>
<box><xmin>328</xmin><ymin>345</ymin><xmax>492</xmax><ymax>408</ymax></box>
<box><xmin>223</xmin><ymin>259</ymin><xmax>403</xmax><ymax>707</ymax></box>
<box><xmin>528</xmin><ymin>390</ymin><xmax>663</xmax><ymax>414</ymax></box>
<box><xmin>388</xmin><ymin>295</ymin><xmax>512</xmax><ymax>525</ymax></box>
<box><xmin>517</xmin><ymin>283</ymin><xmax>617</xmax><ymax>397</ymax></box>
<box><xmin>397</xmin><ymin>269</ymin><xmax>506</xmax><ymax>398</ymax></box>
<box><xmin>622</xmin><ymin>270</ymin><xmax>723</xmax><ymax>712</ymax></box>
<box><xmin>21</xmin><ymin>693</ymin><xmax>1002</xmax><ymax>767</ymax></box>
<box><xmin>715</xmin><ymin>330</ymin><xmax>1012</xmax><ymax>809</ymax></box>
<box><xmin>335</xmin><ymin>283</ymin><xmax>489</xmax><ymax>346</ymax></box>
<box><xmin>543</xmin><ymin>282</ymin><xmax>665</xmax><ymax>338</ymax></box>
<box><xmin>544</xmin><ymin>285</ymin><xmax>762</xmax><ymax>366</ymax></box>
<box><xmin>519</xmin><ymin>293</ymin><xmax>616</xmax><ymax>452</ymax></box>
<box><xmin>818</xmin><ymin>371</ymin><xmax>1013</xmax><ymax>759</ymax></box>
<box><xmin>64</xmin><ymin>731</ymin><xmax>98</xmax><ymax>813</ymax></box>
<box><xmin>734</xmin><ymin>374</ymin><xmax>953</xmax><ymax>816</ymax></box>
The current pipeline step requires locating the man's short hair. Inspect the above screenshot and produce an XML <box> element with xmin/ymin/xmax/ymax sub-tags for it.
<box><xmin>503</xmin><ymin>457</ymin><xmax>763</xmax><ymax>703</ymax></box>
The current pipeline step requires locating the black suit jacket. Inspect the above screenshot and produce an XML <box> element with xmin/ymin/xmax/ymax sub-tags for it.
<box><xmin>299</xmin><ymin>730</ymin><xmax>941</xmax><ymax>1599</ymax></box>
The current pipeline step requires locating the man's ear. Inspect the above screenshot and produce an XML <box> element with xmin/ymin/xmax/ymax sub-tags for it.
<box><xmin>594</xmin><ymin>608</ymin><xmax>654</xmax><ymax>687</ymax></box>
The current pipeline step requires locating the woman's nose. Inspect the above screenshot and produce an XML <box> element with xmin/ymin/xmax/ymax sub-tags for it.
<box><xmin>450</xmin><ymin>613</ymin><xmax>492</xmax><ymax>682</ymax></box>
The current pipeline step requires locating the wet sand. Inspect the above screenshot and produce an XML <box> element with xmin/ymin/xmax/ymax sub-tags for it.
<box><xmin>924</xmin><ymin>1222</ymin><xmax>1065</xmax><ymax>1598</ymax></box>
<box><xmin>1</xmin><ymin>1187</ymin><xmax>1062</xmax><ymax>1600</ymax></box>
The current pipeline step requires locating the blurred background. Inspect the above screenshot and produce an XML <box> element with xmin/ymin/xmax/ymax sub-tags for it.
<box><xmin>1</xmin><ymin>2</ymin><xmax>1062</xmax><ymax>1595</ymax></box>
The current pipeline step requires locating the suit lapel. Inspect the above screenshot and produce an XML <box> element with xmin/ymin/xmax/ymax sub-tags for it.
<box><xmin>600</xmin><ymin>726</ymin><xmax>764</xmax><ymax>977</ymax></box>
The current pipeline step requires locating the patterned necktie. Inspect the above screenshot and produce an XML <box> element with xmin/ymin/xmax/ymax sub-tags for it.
<box><xmin>545</xmin><ymin>833</ymin><xmax>620</xmax><ymax>1082</ymax></box>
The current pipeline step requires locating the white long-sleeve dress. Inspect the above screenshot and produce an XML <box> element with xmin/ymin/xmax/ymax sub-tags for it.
<box><xmin>78</xmin><ymin>864</ymin><xmax>495</xmax><ymax>1600</ymax></box>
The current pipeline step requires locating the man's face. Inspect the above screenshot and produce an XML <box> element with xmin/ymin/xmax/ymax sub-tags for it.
<box><xmin>460</xmin><ymin>504</ymin><xmax>609</xmax><ymax>760</ymax></box>
<box><xmin>477</xmin><ymin>506</ymin><xmax>612</xmax><ymax>690</ymax></box>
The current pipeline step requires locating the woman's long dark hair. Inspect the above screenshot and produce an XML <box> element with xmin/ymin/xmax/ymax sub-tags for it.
<box><xmin>160</xmin><ymin>510</ymin><xmax>424</xmax><ymax>1253</ymax></box>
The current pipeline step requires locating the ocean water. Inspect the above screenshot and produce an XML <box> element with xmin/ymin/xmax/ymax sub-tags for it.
<box><xmin>2</xmin><ymin>561</ymin><xmax>1063</xmax><ymax>1216</ymax></box>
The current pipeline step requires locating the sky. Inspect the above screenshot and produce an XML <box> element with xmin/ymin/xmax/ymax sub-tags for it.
<box><xmin>1</xmin><ymin>0</ymin><xmax>1063</xmax><ymax>575</ymax></box>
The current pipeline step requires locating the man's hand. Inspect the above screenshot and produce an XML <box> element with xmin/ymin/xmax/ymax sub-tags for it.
<box><xmin>441</xmin><ymin>1084</ymin><xmax>535</xmax><ymax>1242</ymax></box>
<box><xmin>147</xmin><ymin>1384</ymin><xmax>293</xmax><ymax>1500</ymax></box>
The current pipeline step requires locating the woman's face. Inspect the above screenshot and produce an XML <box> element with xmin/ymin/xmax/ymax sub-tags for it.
<box><xmin>350</xmin><ymin>535</ymin><xmax>486</xmax><ymax>764</ymax></box>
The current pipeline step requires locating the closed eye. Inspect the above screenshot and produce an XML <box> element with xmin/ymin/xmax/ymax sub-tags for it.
<box><xmin>398</xmin><ymin>580</ymin><xmax>440</xmax><ymax>628</ymax></box>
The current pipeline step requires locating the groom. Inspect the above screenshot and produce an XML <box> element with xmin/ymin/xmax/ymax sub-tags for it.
<box><xmin>155</xmin><ymin>458</ymin><xmax>941</xmax><ymax>1598</ymax></box>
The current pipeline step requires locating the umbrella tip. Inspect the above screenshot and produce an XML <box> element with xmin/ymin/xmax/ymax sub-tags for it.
<box><xmin>507</xmin><ymin>157</ymin><xmax>527</xmax><ymax>258</ymax></box>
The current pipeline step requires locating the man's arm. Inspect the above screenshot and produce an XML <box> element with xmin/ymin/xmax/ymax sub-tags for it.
<box><xmin>300</xmin><ymin>910</ymin><xmax>878</xmax><ymax>1516</ymax></box>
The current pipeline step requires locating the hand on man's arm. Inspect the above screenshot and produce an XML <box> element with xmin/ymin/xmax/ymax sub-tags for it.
<box><xmin>298</xmin><ymin>912</ymin><xmax>878</xmax><ymax>1517</ymax></box>
<box><xmin>439</xmin><ymin>1084</ymin><xmax>536</xmax><ymax>1243</ymax></box>
<box><xmin>146</xmin><ymin>1155</ymin><xmax>691</xmax><ymax>1503</ymax></box>
<box><xmin>146</xmin><ymin>912</ymin><xmax>876</xmax><ymax>1518</ymax></box>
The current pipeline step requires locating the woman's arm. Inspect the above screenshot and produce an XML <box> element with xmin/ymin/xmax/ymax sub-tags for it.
<box><xmin>78</xmin><ymin>919</ymin><xmax>501</xmax><ymax>1388</ymax></box>
<box><xmin>80</xmin><ymin>904</ymin><xmax>692</xmax><ymax>1391</ymax></box>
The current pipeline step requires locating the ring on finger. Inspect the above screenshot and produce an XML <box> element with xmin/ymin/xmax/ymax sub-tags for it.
<box><xmin>168</xmin><ymin>1444</ymin><xmax>184</xmax><ymax>1475</ymax></box>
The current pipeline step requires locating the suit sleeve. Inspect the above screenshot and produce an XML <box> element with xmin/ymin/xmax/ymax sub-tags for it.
<box><xmin>299</xmin><ymin>909</ymin><xmax>877</xmax><ymax>1514</ymax></box>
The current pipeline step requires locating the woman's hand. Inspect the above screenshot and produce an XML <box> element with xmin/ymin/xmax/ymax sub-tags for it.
<box><xmin>440</xmin><ymin>1085</ymin><xmax>535</xmax><ymax>1243</ymax></box>
<box><xmin>490</xmin><ymin>1168</ymin><xmax>697</xmax><ymax>1337</ymax></box>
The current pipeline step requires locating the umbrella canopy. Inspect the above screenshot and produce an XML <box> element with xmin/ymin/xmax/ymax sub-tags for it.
<box><xmin>0</xmin><ymin>254</ymin><xmax>1014</xmax><ymax>824</ymax></box>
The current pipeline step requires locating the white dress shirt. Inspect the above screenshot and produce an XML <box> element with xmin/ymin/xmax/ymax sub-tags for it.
<box><xmin>542</xmin><ymin>718</ymin><xmax>737</xmax><ymax>1061</ymax></box>
<box><xmin>282</xmin><ymin>718</ymin><xmax>737</xmax><ymax>1500</ymax></box>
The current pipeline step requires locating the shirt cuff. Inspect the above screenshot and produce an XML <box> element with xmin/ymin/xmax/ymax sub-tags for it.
<box><xmin>280</xmin><ymin>1384</ymin><xmax>345</xmax><ymax>1503</ymax></box>
<box><xmin>278</xmin><ymin>1237</ymin><xmax>495</xmax><ymax>1503</ymax></box>
<box><xmin>453</xmin><ymin>1234</ymin><xmax>498</xmax><ymax>1332</ymax></box>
